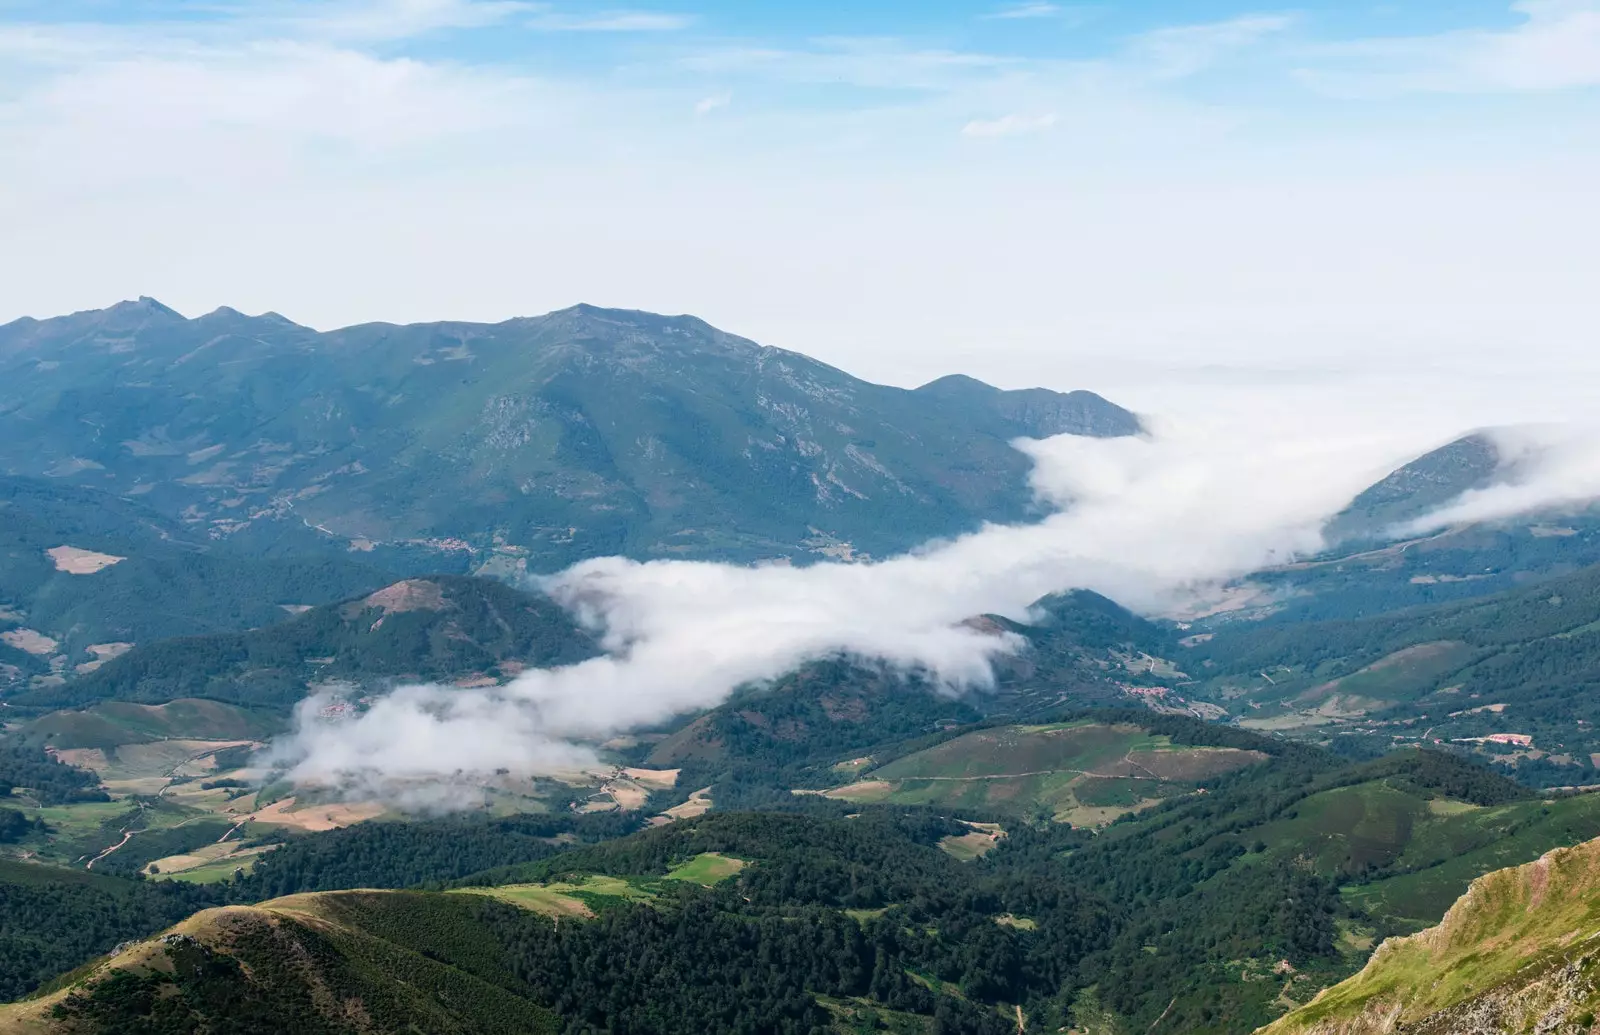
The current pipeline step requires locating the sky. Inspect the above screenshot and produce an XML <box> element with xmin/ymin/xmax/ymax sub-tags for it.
<box><xmin>2</xmin><ymin>0</ymin><xmax>1598</xmax><ymax>405</ymax></box>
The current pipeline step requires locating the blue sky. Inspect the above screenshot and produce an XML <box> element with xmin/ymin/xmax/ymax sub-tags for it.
<box><xmin>1</xmin><ymin>0</ymin><xmax>1597</xmax><ymax>398</ymax></box>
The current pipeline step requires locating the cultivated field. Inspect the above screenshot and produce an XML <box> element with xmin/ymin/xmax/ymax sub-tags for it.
<box><xmin>824</xmin><ymin>722</ymin><xmax>1266</xmax><ymax>825</ymax></box>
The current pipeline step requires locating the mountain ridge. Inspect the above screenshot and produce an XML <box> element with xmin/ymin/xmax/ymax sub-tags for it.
<box><xmin>0</xmin><ymin>299</ymin><xmax>1140</xmax><ymax>572</ymax></box>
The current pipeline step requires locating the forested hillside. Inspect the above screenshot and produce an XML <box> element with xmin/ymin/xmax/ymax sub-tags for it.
<box><xmin>13</xmin><ymin>576</ymin><xmax>597</xmax><ymax>714</ymax></box>
<box><xmin>1185</xmin><ymin>562</ymin><xmax>1600</xmax><ymax>784</ymax></box>
<box><xmin>0</xmin><ymin>301</ymin><xmax>1138</xmax><ymax>570</ymax></box>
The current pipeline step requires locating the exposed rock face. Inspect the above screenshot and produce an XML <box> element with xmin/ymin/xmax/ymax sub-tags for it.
<box><xmin>1259</xmin><ymin>838</ymin><xmax>1600</xmax><ymax>1035</ymax></box>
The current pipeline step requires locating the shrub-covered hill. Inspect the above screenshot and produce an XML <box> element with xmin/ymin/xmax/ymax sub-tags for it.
<box><xmin>1259</xmin><ymin>834</ymin><xmax>1600</xmax><ymax>1035</ymax></box>
<box><xmin>2</xmin><ymin>815</ymin><xmax>1079</xmax><ymax>1035</ymax></box>
<box><xmin>13</xmin><ymin>575</ymin><xmax>597</xmax><ymax>715</ymax></box>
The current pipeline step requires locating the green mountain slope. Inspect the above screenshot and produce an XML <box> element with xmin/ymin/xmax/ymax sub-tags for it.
<box><xmin>643</xmin><ymin>590</ymin><xmax>1185</xmax><ymax>787</ymax></box>
<box><xmin>1323</xmin><ymin>433</ymin><xmax>1504</xmax><ymax>547</ymax></box>
<box><xmin>0</xmin><ymin>857</ymin><xmax>221</xmax><ymax>1002</ymax></box>
<box><xmin>1186</xmin><ymin>562</ymin><xmax>1600</xmax><ymax>785</ymax></box>
<box><xmin>1259</xmin><ymin>835</ymin><xmax>1600</xmax><ymax>1035</ymax></box>
<box><xmin>0</xmin><ymin>891</ymin><xmax>562</xmax><ymax>1034</ymax></box>
<box><xmin>827</xmin><ymin>720</ymin><xmax>1268</xmax><ymax>825</ymax></box>
<box><xmin>0</xmin><ymin>300</ymin><xmax>1139</xmax><ymax>570</ymax></box>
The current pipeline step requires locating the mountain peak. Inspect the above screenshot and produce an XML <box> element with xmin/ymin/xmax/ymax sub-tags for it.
<box><xmin>104</xmin><ymin>296</ymin><xmax>184</xmax><ymax>321</ymax></box>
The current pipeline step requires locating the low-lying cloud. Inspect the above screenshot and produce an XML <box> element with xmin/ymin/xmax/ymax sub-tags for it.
<box><xmin>266</xmin><ymin>411</ymin><xmax>1600</xmax><ymax>799</ymax></box>
<box><xmin>1399</xmin><ymin>423</ymin><xmax>1600</xmax><ymax>535</ymax></box>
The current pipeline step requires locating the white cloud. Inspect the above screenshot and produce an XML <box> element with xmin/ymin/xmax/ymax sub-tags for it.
<box><xmin>1400</xmin><ymin>423</ymin><xmax>1600</xmax><ymax>534</ymax></box>
<box><xmin>527</xmin><ymin>9</ymin><xmax>692</xmax><ymax>32</ymax></box>
<box><xmin>1297</xmin><ymin>0</ymin><xmax>1600</xmax><ymax>94</ymax></box>
<box><xmin>678</xmin><ymin>38</ymin><xmax>1014</xmax><ymax>91</ymax></box>
<box><xmin>694</xmin><ymin>90</ymin><xmax>730</xmax><ymax>114</ymax></box>
<box><xmin>962</xmin><ymin>111</ymin><xmax>1057</xmax><ymax>136</ymax></box>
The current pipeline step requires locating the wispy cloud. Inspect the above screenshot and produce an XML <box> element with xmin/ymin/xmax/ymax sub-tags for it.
<box><xmin>1129</xmin><ymin>14</ymin><xmax>1293</xmax><ymax>80</ymax></box>
<box><xmin>1297</xmin><ymin>0</ymin><xmax>1600</xmax><ymax>94</ymax></box>
<box><xmin>961</xmin><ymin>111</ymin><xmax>1058</xmax><ymax>136</ymax></box>
<box><xmin>693</xmin><ymin>90</ymin><xmax>730</xmax><ymax>114</ymax></box>
<box><xmin>278</xmin><ymin>0</ymin><xmax>538</xmax><ymax>43</ymax></box>
<box><xmin>680</xmin><ymin>37</ymin><xmax>1014</xmax><ymax>92</ymax></box>
<box><xmin>984</xmin><ymin>2</ymin><xmax>1061</xmax><ymax>19</ymax></box>
<box><xmin>527</xmin><ymin>8</ymin><xmax>692</xmax><ymax>32</ymax></box>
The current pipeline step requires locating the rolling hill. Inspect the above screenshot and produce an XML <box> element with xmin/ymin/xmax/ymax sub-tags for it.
<box><xmin>824</xmin><ymin>720</ymin><xmax>1268</xmax><ymax>826</ymax></box>
<box><xmin>0</xmin><ymin>890</ymin><xmax>563</xmax><ymax>1034</ymax></box>
<box><xmin>12</xmin><ymin>575</ymin><xmax>598</xmax><ymax>715</ymax></box>
<box><xmin>1183</xmin><ymin>562</ymin><xmax>1600</xmax><ymax>785</ymax></box>
<box><xmin>0</xmin><ymin>299</ymin><xmax>1139</xmax><ymax>571</ymax></box>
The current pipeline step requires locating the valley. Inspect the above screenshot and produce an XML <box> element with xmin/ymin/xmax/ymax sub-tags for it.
<box><xmin>4</xmin><ymin>302</ymin><xmax>1600</xmax><ymax>1034</ymax></box>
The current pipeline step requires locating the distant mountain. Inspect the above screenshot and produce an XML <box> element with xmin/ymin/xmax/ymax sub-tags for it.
<box><xmin>0</xmin><ymin>300</ymin><xmax>1139</xmax><ymax>571</ymax></box>
<box><xmin>1260</xmin><ymin>835</ymin><xmax>1600</xmax><ymax>1034</ymax></box>
<box><xmin>1324</xmin><ymin>433</ymin><xmax>1504</xmax><ymax>547</ymax></box>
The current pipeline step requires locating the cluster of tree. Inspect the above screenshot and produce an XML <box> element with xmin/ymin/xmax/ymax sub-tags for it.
<box><xmin>0</xmin><ymin>806</ymin><xmax>43</xmax><ymax>844</ymax></box>
<box><xmin>0</xmin><ymin>860</ymin><xmax>224</xmax><ymax>1001</ymax></box>
<box><xmin>234</xmin><ymin>810</ymin><xmax>639</xmax><ymax>898</ymax></box>
<box><xmin>0</xmin><ymin>736</ymin><xmax>108</xmax><ymax>804</ymax></box>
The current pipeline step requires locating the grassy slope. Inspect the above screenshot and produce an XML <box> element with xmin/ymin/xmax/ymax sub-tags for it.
<box><xmin>831</xmin><ymin>722</ymin><xmax>1267</xmax><ymax>824</ymax></box>
<box><xmin>24</xmin><ymin>699</ymin><xmax>278</xmax><ymax>750</ymax></box>
<box><xmin>1260</xmin><ymin>836</ymin><xmax>1600</xmax><ymax>1034</ymax></box>
<box><xmin>0</xmin><ymin>891</ymin><xmax>560</xmax><ymax>1035</ymax></box>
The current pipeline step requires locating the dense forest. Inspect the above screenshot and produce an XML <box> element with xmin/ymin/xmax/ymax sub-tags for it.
<box><xmin>0</xmin><ymin>860</ymin><xmax>223</xmax><ymax>1001</ymax></box>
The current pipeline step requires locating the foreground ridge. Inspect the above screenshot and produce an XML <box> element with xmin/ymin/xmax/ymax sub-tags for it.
<box><xmin>1260</xmin><ymin>835</ymin><xmax>1600</xmax><ymax>1035</ymax></box>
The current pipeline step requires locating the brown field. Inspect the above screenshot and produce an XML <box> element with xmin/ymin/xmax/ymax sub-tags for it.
<box><xmin>939</xmin><ymin>821</ymin><xmax>1006</xmax><ymax>861</ymax></box>
<box><xmin>247</xmin><ymin>797</ymin><xmax>385</xmax><ymax>832</ymax></box>
<box><xmin>145</xmin><ymin>841</ymin><xmax>279</xmax><ymax>878</ymax></box>
<box><xmin>660</xmin><ymin>786</ymin><xmax>714</xmax><ymax>821</ymax></box>
<box><xmin>46</xmin><ymin>545</ymin><xmax>126</xmax><ymax>574</ymax></box>
<box><xmin>348</xmin><ymin>579</ymin><xmax>446</xmax><ymax>616</ymax></box>
<box><xmin>1</xmin><ymin>628</ymin><xmax>58</xmax><ymax>655</ymax></box>
<box><xmin>621</xmin><ymin>767</ymin><xmax>679</xmax><ymax>790</ymax></box>
<box><xmin>824</xmin><ymin>780</ymin><xmax>894</xmax><ymax>803</ymax></box>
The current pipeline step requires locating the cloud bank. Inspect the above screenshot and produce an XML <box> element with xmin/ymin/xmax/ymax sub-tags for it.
<box><xmin>1399</xmin><ymin>423</ymin><xmax>1600</xmax><ymax>534</ymax></box>
<box><xmin>270</xmin><ymin>412</ymin><xmax>1490</xmax><ymax>797</ymax></box>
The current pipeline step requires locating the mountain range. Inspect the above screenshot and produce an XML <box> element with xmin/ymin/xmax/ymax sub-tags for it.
<box><xmin>0</xmin><ymin>299</ymin><xmax>1138</xmax><ymax>572</ymax></box>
